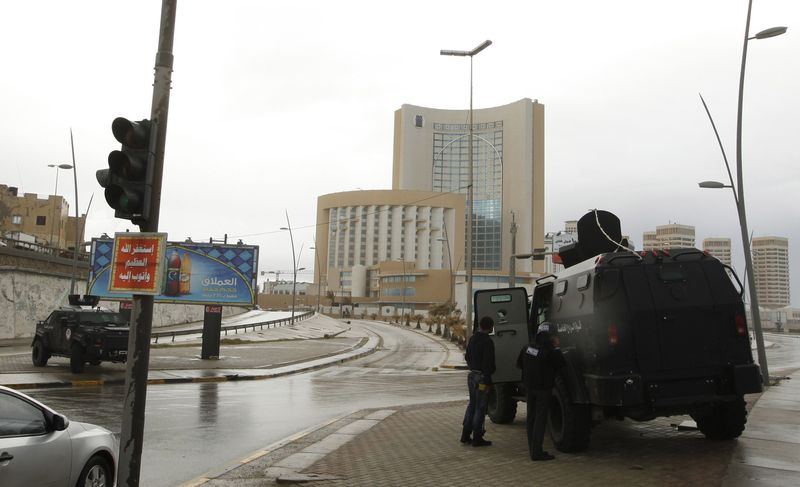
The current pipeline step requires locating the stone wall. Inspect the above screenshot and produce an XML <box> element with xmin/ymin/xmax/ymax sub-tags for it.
<box><xmin>0</xmin><ymin>247</ymin><xmax>246</xmax><ymax>339</ymax></box>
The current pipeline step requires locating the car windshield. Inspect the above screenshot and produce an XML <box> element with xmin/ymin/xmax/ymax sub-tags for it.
<box><xmin>78</xmin><ymin>312</ymin><xmax>127</xmax><ymax>326</ymax></box>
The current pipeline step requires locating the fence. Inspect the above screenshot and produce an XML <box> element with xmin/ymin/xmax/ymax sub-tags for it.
<box><xmin>150</xmin><ymin>310</ymin><xmax>315</xmax><ymax>343</ymax></box>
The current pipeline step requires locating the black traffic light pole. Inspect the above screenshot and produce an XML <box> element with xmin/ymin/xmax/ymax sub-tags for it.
<box><xmin>117</xmin><ymin>1</ymin><xmax>176</xmax><ymax>485</ymax></box>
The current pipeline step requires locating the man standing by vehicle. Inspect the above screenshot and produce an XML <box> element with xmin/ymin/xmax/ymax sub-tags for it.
<box><xmin>461</xmin><ymin>316</ymin><xmax>496</xmax><ymax>447</ymax></box>
<box><xmin>517</xmin><ymin>322</ymin><xmax>566</xmax><ymax>461</ymax></box>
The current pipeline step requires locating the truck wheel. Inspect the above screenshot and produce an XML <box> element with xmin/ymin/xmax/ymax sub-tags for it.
<box><xmin>488</xmin><ymin>384</ymin><xmax>517</xmax><ymax>424</ymax></box>
<box><xmin>693</xmin><ymin>396</ymin><xmax>747</xmax><ymax>440</ymax></box>
<box><xmin>549</xmin><ymin>375</ymin><xmax>591</xmax><ymax>452</ymax></box>
<box><xmin>70</xmin><ymin>343</ymin><xmax>85</xmax><ymax>373</ymax></box>
<box><xmin>31</xmin><ymin>339</ymin><xmax>50</xmax><ymax>367</ymax></box>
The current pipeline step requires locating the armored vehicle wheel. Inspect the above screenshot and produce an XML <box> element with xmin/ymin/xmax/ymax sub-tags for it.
<box><xmin>31</xmin><ymin>339</ymin><xmax>50</xmax><ymax>367</ymax></box>
<box><xmin>70</xmin><ymin>343</ymin><xmax>86</xmax><ymax>373</ymax></box>
<box><xmin>693</xmin><ymin>396</ymin><xmax>747</xmax><ymax>440</ymax></box>
<box><xmin>488</xmin><ymin>384</ymin><xmax>517</xmax><ymax>424</ymax></box>
<box><xmin>549</xmin><ymin>375</ymin><xmax>591</xmax><ymax>452</ymax></box>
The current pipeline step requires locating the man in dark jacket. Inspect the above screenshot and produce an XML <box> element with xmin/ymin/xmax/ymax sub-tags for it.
<box><xmin>517</xmin><ymin>322</ymin><xmax>566</xmax><ymax>461</ymax></box>
<box><xmin>461</xmin><ymin>316</ymin><xmax>496</xmax><ymax>447</ymax></box>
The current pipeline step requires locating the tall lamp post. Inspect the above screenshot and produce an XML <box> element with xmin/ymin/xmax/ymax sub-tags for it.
<box><xmin>281</xmin><ymin>210</ymin><xmax>299</xmax><ymax>326</ymax></box>
<box><xmin>309</xmin><ymin>245</ymin><xmax>322</xmax><ymax>313</ymax></box>
<box><xmin>47</xmin><ymin>163</ymin><xmax>73</xmax><ymax>251</ymax></box>
<box><xmin>441</xmin><ymin>39</ymin><xmax>492</xmax><ymax>344</ymax></box>
<box><xmin>68</xmin><ymin>130</ymin><xmax>80</xmax><ymax>295</ymax></box>
<box><xmin>698</xmin><ymin>3</ymin><xmax>786</xmax><ymax>386</ymax></box>
<box><xmin>437</xmin><ymin>235</ymin><xmax>454</xmax><ymax>305</ymax></box>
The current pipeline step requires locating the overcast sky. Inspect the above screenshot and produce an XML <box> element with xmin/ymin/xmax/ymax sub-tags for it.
<box><xmin>2</xmin><ymin>1</ymin><xmax>798</xmax><ymax>305</ymax></box>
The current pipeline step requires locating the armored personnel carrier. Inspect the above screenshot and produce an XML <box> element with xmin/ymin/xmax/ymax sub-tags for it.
<box><xmin>476</xmin><ymin>211</ymin><xmax>761</xmax><ymax>452</ymax></box>
<box><xmin>32</xmin><ymin>294</ymin><xmax>129</xmax><ymax>373</ymax></box>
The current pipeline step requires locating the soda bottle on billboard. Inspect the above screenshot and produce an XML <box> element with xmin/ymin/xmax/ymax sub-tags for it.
<box><xmin>180</xmin><ymin>252</ymin><xmax>192</xmax><ymax>295</ymax></box>
<box><xmin>165</xmin><ymin>250</ymin><xmax>181</xmax><ymax>296</ymax></box>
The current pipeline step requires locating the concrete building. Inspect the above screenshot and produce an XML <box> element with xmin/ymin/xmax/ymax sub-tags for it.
<box><xmin>752</xmin><ymin>236</ymin><xmax>790</xmax><ymax>309</ymax></box>
<box><xmin>0</xmin><ymin>184</ymin><xmax>85</xmax><ymax>252</ymax></box>
<box><xmin>642</xmin><ymin>231</ymin><xmax>658</xmax><ymax>251</ymax></box>
<box><xmin>392</xmin><ymin>98</ymin><xmax>545</xmax><ymax>286</ymax></box>
<box><xmin>703</xmin><ymin>237</ymin><xmax>732</xmax><ymax>267</ymax></box>
<box><xmin>643</xmin><ymin>223</ymin><xmax>695</xmax><ymax>250</ymax></box>
<box><xmin>313</xmin><ymin>189</ymin><xmax>464</xmax><ymax>314</ymax></box>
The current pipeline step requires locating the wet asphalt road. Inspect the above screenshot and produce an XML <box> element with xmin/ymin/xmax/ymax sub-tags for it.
<box><xmin>22</xmin><ymin>320</ymin><xmax>465</xmax><ymax>487</ymax></box>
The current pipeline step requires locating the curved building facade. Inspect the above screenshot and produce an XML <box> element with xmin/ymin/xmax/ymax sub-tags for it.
<box><xmin>315</xmin><ymin>190</ymin><xmax>464</xmax><ymax>308</ymax></box>
<box><xmin>392</xmin><ymin>98</ymin><xmax>545</xmax><ymax>278</ymax></box>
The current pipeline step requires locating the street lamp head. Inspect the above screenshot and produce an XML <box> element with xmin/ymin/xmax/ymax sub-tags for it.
<box><xmin>280</xmin><ymin>227</ymin><xmax>289</xmax><ymax>231</ymax></box>
<box><xmin>48</xmin><ymin>163</ymin><xmax>73</xmax><ymax>170</ymax></box>
<box><xmin>753</xmin><ymin>26</ymin><xmax>788</xmax><ymax>40</ymax></box>
<box><xmin>297</xmin><ymin>267</ymin><xmax>306</xmax><ymax>271</ymax></box>
<box><xmin>698</xmin><ymin>180</ymin><xmax>729</xmax><ymax>189</ymax></box>
<box><xmin>470</xmin><ymin>40</ymin><xmax>492</xmax><ymax>56</ymax></box>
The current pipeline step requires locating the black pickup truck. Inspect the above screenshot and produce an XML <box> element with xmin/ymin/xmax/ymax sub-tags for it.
<box><xmin>476</xmin><ymin>211</ymin><xmax>762</xmax><ymax>452</ymax></box>
<box><xmin>31</xmin><ymin>295</ymin><xmax>129</xmax><ymax>373</ymax></box>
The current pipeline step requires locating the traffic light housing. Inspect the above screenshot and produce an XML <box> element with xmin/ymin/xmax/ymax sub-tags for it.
<box><xmin>96</xmin><ymin>117</ymin><xmax>154</xmax><ymax>226</ymax></box>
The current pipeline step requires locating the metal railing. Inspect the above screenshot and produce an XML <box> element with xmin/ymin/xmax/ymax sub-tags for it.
<box><xmin>151</xmin><ymin>310</ymin><xmax>315</xmax><ymax>343</ymax></box>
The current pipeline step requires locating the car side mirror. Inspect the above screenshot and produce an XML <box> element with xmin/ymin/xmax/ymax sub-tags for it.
<box><xmin>44</xmin><ymin>410</ymin><xmax>70</xmax><ymax>431</ymax></box>
<box><xmin>51</xmin><ymin>413</ymin><xmax>69</xmax><ymax>431</ymax></box>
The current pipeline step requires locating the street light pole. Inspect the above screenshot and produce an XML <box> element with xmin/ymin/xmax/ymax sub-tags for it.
<box><xmin>734</xmin><ymin>4</ymin><xmax>786</xmax><ymax>385</ymax></box>
<box><xmin>400</xmin><ymin>257</ymin><xmax>406</xmax><ymax>322</ymax></box>
<box><xmin>310</xmin><ymin>245</ymin><xmax>322</xmax><ymax>313</ymax></box>
<box><xmin>698</xmin><ymin>2</ymin><xmax>786</xmax><ymax>386</ymax></box>
<box><xmin>68</xmin><ymin>129</ymin><xmax>80</xmax><ymax>295</ymax></box>
<box><xmin>47</xmin><ymin>163</ymin><xmax>72</xmax><ymax>251</ymax></box>
<box><xmin>281</xmin><ymin>210</ymin><xmax>298</xmax><ymax>326</ymax></box>
<box><xmin>441</xmin><ymin>39</ymin><xmax>491</xmax><ymax>343</ymax></box>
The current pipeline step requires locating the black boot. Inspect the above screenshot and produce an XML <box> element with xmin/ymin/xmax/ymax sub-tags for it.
<box><xmin>460</xmin><ymin>429</ymin><xmax>471</xmax><ymax>444</ymax></box>
<box><xmin>472</xmin><ymin>436</ymin><xmax>492</xmax><ymax>447</ymax></box>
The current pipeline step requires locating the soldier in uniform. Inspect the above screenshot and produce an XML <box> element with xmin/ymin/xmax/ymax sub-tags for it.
<box><xmin>517</xmin><ymin>322</ymin><xmax>566</xmax><ymax>461</ymax></box>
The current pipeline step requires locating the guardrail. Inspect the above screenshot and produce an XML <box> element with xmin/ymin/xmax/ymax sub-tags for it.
<box><xmin>151</xmin><ymin>311</ymin><xmax>315</xmax><ymax>343</ymax></box>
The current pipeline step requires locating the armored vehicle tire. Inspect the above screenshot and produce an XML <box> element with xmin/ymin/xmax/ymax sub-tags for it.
<box><xmin>488</xmin><ymin>384</ymin><xmax>517</xmax><ymax>424</ymax></box>
<box><xmin>70</xmin><ymin>343</ymin><xmax>86</xmax><ymax>373</ymax></box>
<box><xmin>693</xmin><ymin>396</ymin><xmax>747</xmax><ymax>440</ymax></box>
<box><xmin>31</xmin><ymin>339</ymin><xmax>49</xmax><ymax>367</ymax></box>
<box><xmin>549</xmin><ymin>375</ymin><xmax>591</xmax><ymax>452</ymax></box>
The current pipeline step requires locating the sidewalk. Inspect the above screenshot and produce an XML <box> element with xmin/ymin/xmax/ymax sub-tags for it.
<box><xmin>189</xmin><ymin>372</ymin><xmax>798</xmax><ymax>487</ymax></box>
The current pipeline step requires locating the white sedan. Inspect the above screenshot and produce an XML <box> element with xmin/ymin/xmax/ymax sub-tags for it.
<box><xmin>0</xmin><ymin>385</ymin><xmax>117</xmax><ymax>487</ymax></box>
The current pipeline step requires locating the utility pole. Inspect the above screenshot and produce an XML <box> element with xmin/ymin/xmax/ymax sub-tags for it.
<box><xmin>117</xmin><ymin>2</ymin><xmax>176</xmax><ymax>485</ymax></box>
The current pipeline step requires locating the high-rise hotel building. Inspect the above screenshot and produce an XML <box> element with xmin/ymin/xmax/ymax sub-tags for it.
<box><xmin>752</xmin><ymin>236</ymin><xmax>790</xmax><ymax>309</ymax></box>
<box><xmin>312</xmin><ymin>98</ymin><xmax>545</xmax><ymax>315</ymax></box>
<box><xmin>392</xmin><ymin>98</ymin><xmax>545</xmax><ymax>282</ymax></box>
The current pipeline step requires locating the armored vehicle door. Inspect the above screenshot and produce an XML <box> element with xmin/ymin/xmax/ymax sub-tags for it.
<box><xmin>475</xmin><ymin>288</ymin><xmax>529</xmax><ymax>384</ymax></box>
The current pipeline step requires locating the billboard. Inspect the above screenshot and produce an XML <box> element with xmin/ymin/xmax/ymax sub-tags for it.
<box><xmin>89</xmin><ymin>238</ymin><xmax>258</xmax><ymax>305</ymax></box>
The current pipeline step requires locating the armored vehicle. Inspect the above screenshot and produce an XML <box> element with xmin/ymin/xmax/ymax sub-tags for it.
<box><xmin>31</xmin><ymin>295</ymin><xmax>129</xmax><ymax>373</ymax></box>
<box><xmin>477</xmin><ymin>211</ymin><xmax>762</xmax><ymax>452</ymax></box>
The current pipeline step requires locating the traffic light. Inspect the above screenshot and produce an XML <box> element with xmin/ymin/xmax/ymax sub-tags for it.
<box><xmin>96</xmin><ymin>117</ymin><xmax>154</xmax><ymax>226</ymax></box>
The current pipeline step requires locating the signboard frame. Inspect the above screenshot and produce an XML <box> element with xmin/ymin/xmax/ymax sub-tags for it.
<box><xmin>89</xmin><ymin>238</ymin><xmax>259</xmax><ymax>306</ymax></box>
<box><xmin>108</xmin><ymin>233</ymin><xmax>167</xmax><ymax>295</ymax></box>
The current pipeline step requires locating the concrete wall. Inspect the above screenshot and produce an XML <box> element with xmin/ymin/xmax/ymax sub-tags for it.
<box><xmin>0</xmin><ymin>247</ymin><xmax>246</xmax><ymax>340</ymax></box>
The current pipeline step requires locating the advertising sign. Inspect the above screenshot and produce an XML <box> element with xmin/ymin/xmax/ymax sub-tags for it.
<box><xmin>108</xmin><ymin>233</ymin><xmax>167</xmax><ymax>295</ymax></box>
<box><xmin>89</xmin><ymin>238</ymin><xmax>259</xmax><ymax>305</ymax></box>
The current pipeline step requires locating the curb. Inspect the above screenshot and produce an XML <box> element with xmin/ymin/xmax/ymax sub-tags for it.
<box><xmin>4</xmin><ymin>336</ymin><xmax>379</xmax><ymax>390</ymax></box>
